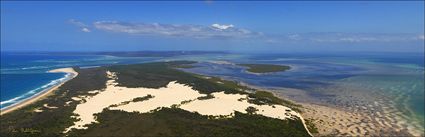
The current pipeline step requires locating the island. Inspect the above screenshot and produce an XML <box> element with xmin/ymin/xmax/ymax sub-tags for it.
<box><xmin>0</xmin><ymin>61</ymin><xmax>312</xmax><ymax>136</ymax></box>
<box><xmin>31</xmin><ymin>51</ymin><xmax>228</xmax><ymax>57</ymax></box>
<box><xmin>238</xmin><ymin>64</ymin><xmax>291</xmax><ymax>73</ymax></box>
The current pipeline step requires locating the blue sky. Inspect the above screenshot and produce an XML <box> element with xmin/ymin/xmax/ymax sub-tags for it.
<box><xmin>1</xmin><ymin>1</ymin><xmax>424</xmax><ymax>53</ymax></box>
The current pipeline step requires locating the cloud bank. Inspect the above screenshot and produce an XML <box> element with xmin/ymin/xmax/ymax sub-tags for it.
<box><xmin>68</xmin><ymin>20</ymin><xmax>424</xmax><ymax>45</ymax></box>
<box><xmin>92</xmin><ymin>21</ymin><xmax>261</xmax><ymax>39</ymax></box>
<box><xmin>272</xmin><ymin>33</ymin><xmax>425</xmax><ymax>43</ymax></box>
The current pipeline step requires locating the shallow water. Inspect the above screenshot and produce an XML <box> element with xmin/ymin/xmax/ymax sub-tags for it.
<box><xmin>340</xmin><ymin>74</ymin><xmax>425</xmax><ymax>129</ymax></box>
<box><xmin>181</xmin><ymin>52</ymin><xmax>425</xmax><ymax>133</ymax></box>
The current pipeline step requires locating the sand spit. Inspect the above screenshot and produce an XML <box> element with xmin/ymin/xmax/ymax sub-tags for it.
<box><xmin>48</xmin><ymin>68</ymin><xmax>78</xmax><ymax>76</ymax></box>
<box><xmin>64</xmin><ymin>71</ymin><xmax>305</xmax><ymax>134</ymax></box>
<box><xmin>0</xmin><ymin>68</ymin><xmax>78</xmax><ymax>115</ymax></box>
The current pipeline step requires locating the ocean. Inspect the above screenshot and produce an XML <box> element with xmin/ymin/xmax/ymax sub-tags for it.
<box><xmin>0</xmin><ymin>52</ymin><xmax>164</xmax><ymax>109</ymax></box>
<box><xmin>1</xmin><ymin>51</ymin><xmax>423</xmax><ymax>133</ymax></box>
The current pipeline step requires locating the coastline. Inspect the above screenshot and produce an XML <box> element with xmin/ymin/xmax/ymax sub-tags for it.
<box><xmin>270</xmin><ymin>87</ymin><xmax>422</xmax><ymax>136</ymax></box>
<box><xmin>0</xmin><ymin>68</ymin><xmax>78</xmax><ymax>115</ymax></box>
<box><xmin>234</xmin><ymin>80</ymin><xmax>417</xmax><ymax>136</ymax></box>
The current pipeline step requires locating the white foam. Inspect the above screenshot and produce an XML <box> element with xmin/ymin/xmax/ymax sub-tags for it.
<box><xmin>0</xmin><ymin>72</ymin><xmax>72</xmax><ymax>109</ymax></box>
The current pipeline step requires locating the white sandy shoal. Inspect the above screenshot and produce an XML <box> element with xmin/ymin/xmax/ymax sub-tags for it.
<box><xmin>65</xmin><ymin>71</ymin><xmax>304</xmax><ymax>133</ymax></box>
<box><xmin>49</xmin><ymin>68</ymin><xmax>78</xmax><ymax>76</ymax></box>
<box><xmin>209</xmin><ymin>60</ymin><xmax>235</xmax><ymax>65</ymax></box>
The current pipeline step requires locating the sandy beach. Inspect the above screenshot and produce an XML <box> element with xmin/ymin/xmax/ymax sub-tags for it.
<box><xmin>0</xmin><ymin>68</ymin><xmax>78</xmax><ymax>115</ymax></box>
<box><xmin>273</xmin><ymin>90</ymin><xmax>423</xmax><ymax>136</ymax></box>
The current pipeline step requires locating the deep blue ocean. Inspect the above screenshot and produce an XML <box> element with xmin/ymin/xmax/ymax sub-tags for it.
<box><xmin>1</xmin><ymin>51</ymin><xmax>423</xmax><ymax>132</ymax></box>
<box><xmin>0</xmin><ymin>52</ymin><xmax>165</xmax><ymax>109</ymax></box>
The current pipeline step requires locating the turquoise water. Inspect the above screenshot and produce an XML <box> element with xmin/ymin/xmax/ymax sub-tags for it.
<box><xmin>341</xmin><ymin>73</ymin><xmax>424</xmax><ymax>128</ymax></box>
<box><xmin>324</xmin><ymin>54</ymin><xmax>425</xmax><ymax>129</ymax></box>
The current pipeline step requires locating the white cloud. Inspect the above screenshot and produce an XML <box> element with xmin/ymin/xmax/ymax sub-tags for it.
<box><xmin>69</xmin><ymin>19</ymin><xmax>87</xmax><ymax>27</ymax></box>
<box><xmin>93</xmin><ymin>21</ymin><xmax>261</xmax><ymax>39</ymax></box>
<box><xmin>287</xmin><ymin>34</ymin><xmax>301</xmax><ymax>40</ymax></box>
<box><xmin>211</xmin><ymin>24</ymin><xmax>234</xmax><ymax>30</ymax></box>
<box><xmin>418</xmin><ymin>34</ymin><xmax>425</xmax><ymax>40</ymax></box>
<box><xmin>81</xmin><ymin>28</ymin><xmax>91</xmax><ymax>32</ymax></box>
<box><xmin>279</xmin><ymin>33</ymin><xmax>424</xmax><ymax>43</ymax></box>
<box><xmin>69</xmin><ymin>19</ymin><xmax>91</xmax><ymax>33</ymax></box>
<box><xmin>68</xmin><ymin>19</ymin><xmax>423</xmax><ymax>44</ymax></box>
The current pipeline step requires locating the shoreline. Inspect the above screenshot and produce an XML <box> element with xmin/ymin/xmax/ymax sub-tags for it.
<box><xmin>273</xmin><ymin>88</ymin><xmax>421</xmax><ymax>136</ymax></box>
<box><xmin>234</xmin><ymin>80</ymin><xmax>421</xmax><ymax>136</ymax></box>
<box><xmin>0</xmin><ymin>68</ymin><xmax>78</xmax><ymax>115</ymax></box>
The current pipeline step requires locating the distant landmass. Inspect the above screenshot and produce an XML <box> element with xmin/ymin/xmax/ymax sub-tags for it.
<box><xmin>238</xmin><ymin>64</ymin><xmax>291</xmax><ymax>73</ymax></box>
<box><xmin>4</xmin><ymin>51</ymin><xmax>228</xmax><ymax>57</ymax></box>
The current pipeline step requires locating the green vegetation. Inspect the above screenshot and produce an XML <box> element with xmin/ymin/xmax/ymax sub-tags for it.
<box><xmin>95</xmin><ymin>51</ymin><xmax>226</xmax><ymax>57</ymax></box>
<box><xmin>238</xmin><ymin>64</ymin><xmax>291</xmax><ymax>73</ymax></box>
<box><xmin>248</xmin><ymin>91</ymin><xmax>302</xmax><ymax>112</ymax></box>
<box><xmin>109</xmin><ymin>95</ymin><xmax>154</xmax><ymax>108</ymax></box>
<box><xmin>197</xmin><ymin>94</ymin><xmax>215</xmax><ymax>100</ymax></box>
<box><xmin>132</xmin><ymin>95</ymin><xmax>154</xmax><ymax>102</ymax></box>
<box><xmin>68</xmin><ymin>108</ymin><xmax>310</xmax><ymax>137</ymax></box>
<box><xmin>0</xmin><ymin>61</ymin><xmax>311</xmax><ymax>137</ymax></box>
<box><xmin>109</xmin><ymin>61</ymin><xmax>247</xmax><ymax>94</ymax></box>
<box><xmin>166</xmin><ymin>60</ymin><xmax>198</xmax><ymax>68</ymax></box>
<box><xmin>245</xmin><ymin>106</ymin><xmax>259</xmax><ymax>115</ymax></box>
<box><xmin>305</xmin><ymin>118</ymin><xmax>319</xmax><ymax>134</ymax></box>
<box><xmin>197</xmin><ymin>76</ymin><xmax>254</xmax><ymax>92</ymax></box>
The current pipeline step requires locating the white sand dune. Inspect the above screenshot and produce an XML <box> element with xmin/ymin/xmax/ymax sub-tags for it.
<box><xmin>180</xmin><ymin>92</ymin><xmax>300</xmax><ymax>120</ymax></box>
<box><xmin>65</xmin><ymin>71</ymin><xmax>307</xmax><ymax>135</ymax></box>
